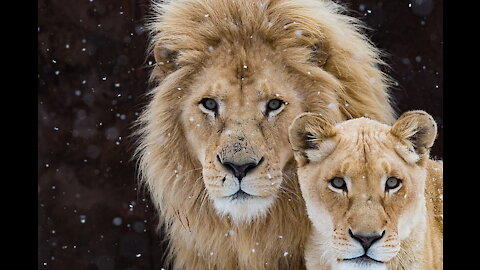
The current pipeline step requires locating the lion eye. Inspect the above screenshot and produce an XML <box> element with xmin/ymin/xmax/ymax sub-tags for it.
<box><xmin>200</xmin><ymin>98</ymin><xmax>218</xmax><ymax>112</ymax></box>
<box><xmin>267</xmin><ymin>99</ymin><xmax>283</xmax><ymax>110</ymax></box>
<box><xmin>266</xmin><ymin>99</ymin><xmax>284</xmax><ymax>116</ymax></box>
<box><xmin>385</xmin><ymin>177</ymin><xmax>402</xmax><ymax>191</ymax></box>
<box><xmin>329</xmin><ymin>177</ymin><xmax>347</xmax><ymax>191</ymax></box>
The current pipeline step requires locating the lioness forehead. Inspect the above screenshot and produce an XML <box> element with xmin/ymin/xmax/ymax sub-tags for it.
<box><xmin>320</xmin><ymin>118</ymin><xmax>406</xmax><ymax>178</ymax></box>
<box><xmin>335</xmin><ymin>118</ymin><xmax>393</xmax><ymax>152</ymax></box>
<box><xmin>334</xmin><ymin>117</ymin><xmax>391</xmax><ymax>138</ymax></box>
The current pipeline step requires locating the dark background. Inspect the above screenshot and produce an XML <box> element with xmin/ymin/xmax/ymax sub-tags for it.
<box><xmin>38</xmin><ymin>0</ymin><xmax>442</xmax><ymax>269</ymax></box>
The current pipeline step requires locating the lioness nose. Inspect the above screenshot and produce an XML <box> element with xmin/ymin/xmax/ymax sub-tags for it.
<box><xmin>349</xmin><ymin>229</ymin><xmax>385</xmax><ymax>251</ymax></box>
<box><xmin>219</xmin><ymin>156</ymin><xmax>263</xmax><ymax>181</ymax></box>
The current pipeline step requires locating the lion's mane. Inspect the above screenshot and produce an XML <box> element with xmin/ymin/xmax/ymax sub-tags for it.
<box><xmin>134</xmin><ymin>0</ymin><xmax>396</xmax><ymax>269</ymax></box>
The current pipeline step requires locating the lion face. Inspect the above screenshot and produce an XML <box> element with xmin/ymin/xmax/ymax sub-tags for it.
<box><xmin>180</xmin><ymin>45</ymin><xmax>307</xmax><ymax>223</ymax></box>
<box><xmin>142</xmin><ymin>0</ymin><xmax>397</xmax><ymax>228</ymax></box>
<box><xmin>289</xmin><ymin>112</ymin><xmax>437</xmax><ymax>270</ymax></box>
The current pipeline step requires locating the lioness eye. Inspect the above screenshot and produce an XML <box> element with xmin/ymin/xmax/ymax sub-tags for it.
<box><xmin>329</xmin><ymin>177</ymin><xmax>347</xmax><ymax>191</ymax></box>
<box><xmin>266</xmin><ymin>99</ymin><xmax>284</xmax><ymax>113</ymax></box>
<box><xmin>200</xmin><ymin>98</ymin><xmax>218</xmax><ymax>112</ymax></box>
<box><xmin>385</xmin><ymin>177</ymin><xmax>402</xmax><ymax>190</ymax></box>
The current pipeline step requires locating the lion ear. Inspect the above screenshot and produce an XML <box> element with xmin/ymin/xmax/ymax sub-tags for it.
<box><xmin>390</xmin><ymin>110</ymin><xmax>437</xmax><ymax>164</ymax></box>
<box><xmin>309</xmin><ymin>41</ymin><xmax>329</xmax><ymax>68</ymax></box>
<box><xmin>288</xmin><ymin>113</ymin><xmax>337</xmax><ymax>166</ymax></box>
<box><xmin>153</xmin><ymin>45</ymin><xmax>179</xmax><ymax>77</ymax></box>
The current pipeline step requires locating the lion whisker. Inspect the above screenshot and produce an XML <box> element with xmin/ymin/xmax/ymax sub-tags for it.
<box><xmin>279</xmin><ymin>173</ymin><xmax>303</xmax><ymax>202</ymax></box>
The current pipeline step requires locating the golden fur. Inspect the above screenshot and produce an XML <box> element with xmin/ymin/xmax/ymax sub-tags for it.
<box><xmin>289</xmin><ymin>111</ymin><xmax>443</xmax><ymax>270</ymax></box>
<box><xmin>135</xmin><ymin>0</ymin><xmax>396</xmax><ymax>269</ymax></box>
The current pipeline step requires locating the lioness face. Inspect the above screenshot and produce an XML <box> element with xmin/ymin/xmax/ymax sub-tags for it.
<box><xmin>290</xmin><ymin>115</ymin><xmax>434</xmax><ymax>270</ymax></box>
<box><xmin>180</xmin><ymin>45</ymin><xmax>306</xmax><ymax>223</ymax></box>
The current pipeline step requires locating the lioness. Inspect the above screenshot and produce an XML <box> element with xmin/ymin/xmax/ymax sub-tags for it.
<box><xmin>288</xmin><ymin>111</ymin><xmax>443</xmax><ymax>270</ymax></box>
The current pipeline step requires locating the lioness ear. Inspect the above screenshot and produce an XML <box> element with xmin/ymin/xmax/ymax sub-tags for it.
<box><xmin>390</xmin><ymin>110</ymin><xmax>437</xmax><ymax>164</ymax></box>
<box><xmin>288</xmin><ymin>113</ymin><xmax>336</xmax><ymax>166</ymax></box>
<box><xmin>153</xmin><ymin>45</ymin><xmax>179</xmax><ymax>77</ymax></box>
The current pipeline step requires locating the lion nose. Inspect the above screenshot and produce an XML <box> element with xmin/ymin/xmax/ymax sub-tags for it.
<box><xmin>218</xmin><ymin>156</ymin><xmax>264</xmax><ymax>181</ymax></box>
<box><xmin>349</xmin><ymin>229</ymin><xmax>385</xmax><ymax>251</ymax></box>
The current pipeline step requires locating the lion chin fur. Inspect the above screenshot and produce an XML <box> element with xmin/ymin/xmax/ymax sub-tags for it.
<box><xmin>134</xmin><ymin>0</ymin><xmax>396</xmax><ymax>269</ymax></box>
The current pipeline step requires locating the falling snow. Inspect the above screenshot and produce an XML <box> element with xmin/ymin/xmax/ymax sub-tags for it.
<box><xmin>38</xmin><ymin>0</ymin><xmax>442</xmax><ymax>267</ymax></box>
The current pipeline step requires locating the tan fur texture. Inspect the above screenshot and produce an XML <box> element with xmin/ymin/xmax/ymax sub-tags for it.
<box><xmin>289</xmin><ymin>111</ymin><xmax>442</xmax><ymax>270</ymax></box>
<box><xmin>135</xmin><ymin>0</ymin><xmax>396</xmax><ymax>269</ymax></box>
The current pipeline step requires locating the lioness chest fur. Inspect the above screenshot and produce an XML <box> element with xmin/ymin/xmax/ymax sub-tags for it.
<box><xmin>289</xmin><ymin>111</ymin><xmax>443</xmax><ymax>270</ymax></box>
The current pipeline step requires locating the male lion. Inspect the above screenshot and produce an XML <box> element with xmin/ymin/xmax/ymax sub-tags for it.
<box><xmin>135</xmin><ymin>0</ymin><xmax>396</xmax><ymax>268</ymax></box>
<box><xmin>288</xmin><ymin>111</ymin><xmax>443</xmax><ymax>270</ymax></box>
